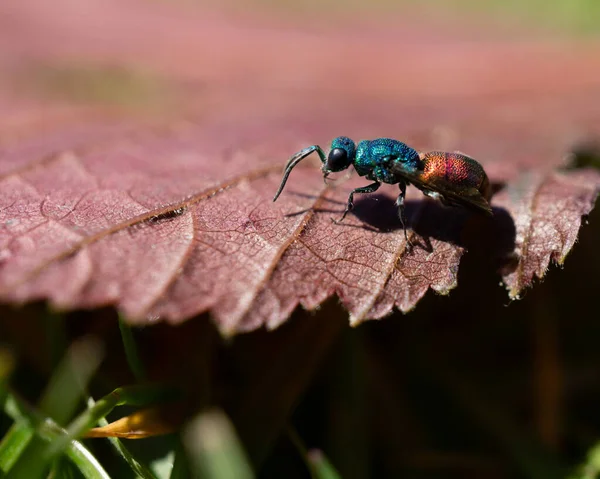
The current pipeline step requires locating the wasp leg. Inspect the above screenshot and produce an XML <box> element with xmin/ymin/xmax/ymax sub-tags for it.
<box><xmin>395</xmin><ymin>182</ymin><xmax>412</xmax><ymax>246</ymax></box>
<box><xmin>334</xmin><ymin>182</ymin><xmax>380</xmax><ymax>224</ymax></box>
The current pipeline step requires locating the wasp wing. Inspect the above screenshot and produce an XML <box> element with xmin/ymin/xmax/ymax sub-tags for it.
<box><xmin>390</xmin><ymin>164</ymin><xmax>493</xmax><ymax>215</ymax></box>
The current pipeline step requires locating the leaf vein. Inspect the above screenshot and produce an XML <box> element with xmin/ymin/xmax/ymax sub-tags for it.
<box><xmin>229</xmin><ymin>183</ymin><xmax>332</xmax><ymax>331</ymax></box>
<box><xmin>0</xmin><ymin>165</ymin><xmax>280</xmax><ymax>295</ymax></box>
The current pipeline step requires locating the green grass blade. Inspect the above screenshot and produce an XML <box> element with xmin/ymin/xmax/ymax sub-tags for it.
<box><xmin>182</xmin><ymin>409</ymin><xmax>254</xmax><ymax>479</ymax></box>
<box><xmin>118</xmin><ymin>314</ymin><xmax>146</xmax><ymax>381</ymax></box>
<box><xmin>0</xmin><ymin>346</ymin><xmax>20</xmax><ymax>473</ymax></box>
<box><xmin>38</xmin><ymin>337</ymin><xmax>104</xmax><ymax>425</ymax></box>
<box><xmin>169</xmin><ymin>441</ymin><xmax>190</xmax><ymax>479</ymax></box>
<box><xmin>0</xmin><ymin>423</ymin><xmax>34</xmax><ymax>473</ymax></box>
<box><xmin>287</xmin><ymin>426</ymin><xmax>341</xmax><ymax>479</ymax></box>
<box><xmin>44</xmin><ymin>384</ymin><xmax>178</xmax><ymax>465</ymax></box>
<box><xmin>306</xmin><ymin>451</ymin><xmax>342</xmax><ymax>479</ymax></box>
<box><xmin>568</xmin><ymin>441</ymin><xmax>600</xmax><ymax>479</ymax></box>
<box><xmin>8</xmin><ymin>338</ymin><xmax>104</xmax><ymax>478</ymax></box>
<box><xmin>3</xmin><ymin>393</ymin><xmax>110</xmax><ymax>479</ymax></box>
<box><xmin>60</xmin><ymin>438</ymin><xmax>110</xmax><ymax>479</ymax></box>
<box><xmin>0</xmin><ymin>346</ymin><xmax>13</xmax><ymax>402</ymax></box>
<box><xmin>79</xmin><ymin>384</ymin><xmax>179</xmax><ymax>427</ymax></box>
<box><xmin>8</xmin><ymin>385</ymin><xmax>176</xmax><ymax>478</ymax></box>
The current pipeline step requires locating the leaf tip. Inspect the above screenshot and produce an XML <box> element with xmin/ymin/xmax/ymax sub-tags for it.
<box><xmin>348</xmin><ymin>314</ymin><xmax>366</xmax><ymax>328</ymax></box>
<box><xmin>432</xmin><ymin>286</ymin><xmax>454</xmax><ymax>297</ymax></box>
<box><xmin>508</xmin><ymin>288</ymin><xmax>522</xmax><ymax>301</ymax></box>
<box><xmin>218</xmin><ymin>325</ymin><xmax>238</xmax><ymax>339</ymax></box>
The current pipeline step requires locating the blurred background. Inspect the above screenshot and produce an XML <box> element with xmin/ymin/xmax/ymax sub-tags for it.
<box><xmin>1</xmin><ymin>0</ymin><xmax>600</xmax><ymax>478</ymax></box>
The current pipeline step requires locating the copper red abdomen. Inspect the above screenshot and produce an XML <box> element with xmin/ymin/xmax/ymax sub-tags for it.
<box><xmin>421</xmin><ymin>151</ymin><xmax>491</xmax><ymax>200</ymax></box>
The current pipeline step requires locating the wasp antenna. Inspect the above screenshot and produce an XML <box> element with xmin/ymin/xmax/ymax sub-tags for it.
<box><xmin>273</xmin><ymin>146</ymin><xmax>319</xmax><ymax>202</ymax></box>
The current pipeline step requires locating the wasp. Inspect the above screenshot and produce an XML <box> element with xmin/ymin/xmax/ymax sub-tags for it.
<box><xmin>273</xmin><ymin>136</ymin><xmax>492</xmax><ymax>241</ymax></box>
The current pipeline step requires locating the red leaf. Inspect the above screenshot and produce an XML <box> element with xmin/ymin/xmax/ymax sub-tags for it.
<box><xmin>494</xmin><ymin>170</ymin><xmax>600</xmax><ymax>299</ymax></box>
<box><xmin>0</xmin><ymin>1</ymin><xmax>599</xmax><ymax>334</ymax></box>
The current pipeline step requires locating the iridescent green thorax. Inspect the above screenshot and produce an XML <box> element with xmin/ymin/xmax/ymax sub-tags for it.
<box><xmin>355</xmin><ymin>138</ymin><xmax>420</xmax><ymax>181</ymax></box>
<box><xmin>354</xmin><ymin>140</ymin><xmax>372</xmax><ymax>176</ymax></box>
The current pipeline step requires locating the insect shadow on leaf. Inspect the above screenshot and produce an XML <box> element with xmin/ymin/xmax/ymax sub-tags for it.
<box><xmin>279</xmin><ymin>178</ymin><xmax>514</xmax><ymax>259</ymax></box>
<box><xmin>486</xmin><ymin>205</ymin><xmax>518</xmax><ymax>275</ymax></box>
<box><xmin>351</xmin><ymin>193</ymin><xmax>515</xmax><ymax>258</ymax></box>
<box><xmin>350</xmin><ymin>195</ymin><xmax>420</xmax><ymax>233</ymax></box>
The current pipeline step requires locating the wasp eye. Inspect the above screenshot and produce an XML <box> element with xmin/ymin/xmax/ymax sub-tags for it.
<box><xmin>326</xmin><ymin>148</ymin><xmax>349</xmax><ymax>172</ymax></box>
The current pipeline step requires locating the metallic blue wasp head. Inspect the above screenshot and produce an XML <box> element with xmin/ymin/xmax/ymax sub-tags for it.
<box><xmin>272</xmin><ymin>136</ymin><xmax>357</xmax><ymax>203</ymax></box>
<box><xmin>324</xmin><ymin>136</ymin><xmax>356</xmax><ymax>173</ymax></box>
